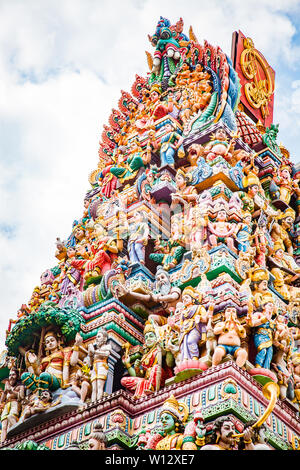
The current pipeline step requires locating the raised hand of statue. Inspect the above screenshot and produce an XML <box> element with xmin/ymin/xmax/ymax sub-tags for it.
<box><xmin>26</xmin><ymin>351</ymin><xmax>37</xmax><ymax>364</ymax></box>
<box><xmin>74</xmin><ymin>333</ymin><xmax>83</xmax><ymax>346</ymax></box>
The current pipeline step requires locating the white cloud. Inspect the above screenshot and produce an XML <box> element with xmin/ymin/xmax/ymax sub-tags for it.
<box><xmin>0</xmin><ymin>0</ymin><xmax>300</xmax><ymax>352</ymax></box>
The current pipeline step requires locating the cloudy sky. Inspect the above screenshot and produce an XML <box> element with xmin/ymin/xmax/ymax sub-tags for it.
<box><xmin>0</xmin><ymin>0</ymin><xmax>300</xmax><ymax>352</ymax></box>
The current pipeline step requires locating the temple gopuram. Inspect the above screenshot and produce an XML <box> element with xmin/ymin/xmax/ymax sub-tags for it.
<box><xmin>1</xmin><ymin>16</ymin><xmax>300</xmax><ymax>452</ymax></box>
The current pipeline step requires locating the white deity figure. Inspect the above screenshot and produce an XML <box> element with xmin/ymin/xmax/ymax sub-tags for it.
<box><xmin>84</xmin><ymin>329</ymin><xmax>111</xmax><ymax>402</ymax></box>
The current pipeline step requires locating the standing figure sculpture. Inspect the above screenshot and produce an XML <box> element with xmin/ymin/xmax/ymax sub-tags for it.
<box><xmin>247</xmin><ymin>300</ymin><xmax>276</xmax><ymax>370</ymax></box>
<box><xmin>159</xmin><ymin>122</ymin><xmax>185</xmax><ymax>167</ymax></box>
<box><xmin>0</xmin><ymin>367</ymin><xmax>25</xmax><ymax>443</ymax></box>
<box><xmin>85</xmin><ymin>329</ymin><xmax>111</xmax><ymax>402</ymax></box>
<box><xmin>127</xmin><ymin>211</ymin><xmax>149</xmax><ymax>265</ymax></box>
<box><xmin>176</xmin><ymin>287</ymin><xmax>213</xmax><ymax>363</ymax></box>
<box><xmin>21</xmin><ymin>331</ymin><xmax>71</xmax><ymax>394</ymax></box>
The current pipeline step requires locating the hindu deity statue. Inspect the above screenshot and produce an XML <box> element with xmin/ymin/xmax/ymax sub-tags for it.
<box><xmin>233</xmin><ymin>211</ymin><xmax>253</xmax><ymax>253</ymax></box>
<box><xmin>159</xmin><ymin>122</ymin><xmax>185</xmax><ymax>167</ymax></box>
<box><xmin>200</xmin><ymin>416</ymin><xmax>241</xmax><ymax>450</ymax></box>
<box><xmin>270</xmin><ymin>243</ymin><xmax>300</xmax><ymax>301</ymax></box>
<box><xmin>121</xmin><ymin>322</ymin><xmax>172</xmax><ymax>399</ymax></box>
<box><xmin>212</xmin><ymin>307</ymin><xmax>248</xmax><ymax>368</ymax></box>
<box><xmin>291</xmin><ymin>352</ymin><xmax>300</xmax><ymax>411</ymax></box>
<box><xmin>242</xmin><ymin>156</ymin><xmax>265</xmax><ymax>199</ymax></box>
<box><xmin>83</xmin><ymin>328</ymin><xmax>111</xmax><ymax>402</ymax></box>
<box><xmin>270</xmin><ymin>208</ymin><xmax>295</xmax><ymax>256</ymax></box>
<box><xmin>146</xmin><ymin>394</ymin><xmax>197</xmax><ymax>450</ymax></box>
<box><xmin>271</xmin><ymin>164</ymin><xmax>298</xmax><ymax>205</ymax></box>
<box><xmin>202</xmin><ymin>128</ymin><xmax>234</xmax><ymax>163</ymax></box>
<box><xmin>58</xmin><ymin>245</ymin><xmax>83</xmax><ymax>305</ymax></box>
<box><xmin>127</xmin><ymin>211</ymin><xmax>149</xmax><ymax>265</ymax></box>
<box><xmin>69</xmin><ymin>221</ymin><xmax>119</xmax><ymax>284</ymax></box>
<box><xmin>147</xmin><ymin>85</ymin><xmax>174</xmax><ymax>125</ymax></box>
<box><xmin>250</xmin><ymin>268</ymin><xmax>274</xmax><ymax>309</ymax></box>
<box><xmin>247</xmin><ymin>300</ymin><xmax>276</xmax><ymax>369</ymax></box>
<box><xmin>173</xmin><ymin>287</ymin><xmax>213</xmax><ymax>363</ymax></box>
<box><xmin>22</xmin><ymin>390</ymin><xmax>60</xmax><ymax>420</ymax></box>
<box><xmin>271</xmin><ymin>314</ymin><xmax>294</xmax><ymax>400</ymax></box>
<box><xmin>149</xmin><ymin>215</ymin><xmax>186</xmax><ymax>271</ymax></box>
<box><xmin>208</xmin><ymin>207</ymin><xmax>236</xmax><ymax>252</ymax></box>
<box><xmin>109</xmin><ymin>139</ymin><xmax>151</xmax><ymax>184</ymax></box>
<box><xmin>171</xmin><ymin>168</ymin><xmax>198</xmax><ymax>207</ymax></box>
<box><xmin>0</xmin><ymin>367</ymin><xmax>25</xmax><ymax>443</ymax></box>
<box><xmin>21</xmin><ymin>330</ymin><xmax>72</xmax><ymax>394</ymax></box>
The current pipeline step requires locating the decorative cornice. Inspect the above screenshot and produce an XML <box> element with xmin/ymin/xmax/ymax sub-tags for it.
<box><xmin>2</xmin><ymin>362</ymin><xmax>299</xmax><ymax>449</ymax></box>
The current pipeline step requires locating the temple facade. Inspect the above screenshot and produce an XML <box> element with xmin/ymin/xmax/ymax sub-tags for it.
<box><xmin>1</xmin><ymin>17</ymin><xmax>300</xmax><ymax>451</ymax></box>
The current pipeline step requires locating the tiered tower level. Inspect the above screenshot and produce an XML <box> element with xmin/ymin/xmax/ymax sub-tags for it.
<box><xmin>1</xmin><ymin>17</ymin><xmax>300</xmax><ymax>451</ymax></box>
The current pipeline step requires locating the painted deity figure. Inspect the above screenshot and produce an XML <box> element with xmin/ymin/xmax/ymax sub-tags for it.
<box><xmin>208</xmin><ymin>208</ymin><xmax>236</xmax><ymax>252</ymax></box>
<box><xmin>70</xmin><ymin>222</ymin><xmax>119</xmax><ymax>283</ymax></box>
<box><xmin>247</xmin><ymin>300</ymin><xmax>276</xmax><ymax>370</ymax></box>
<box><xmin>233</xmin><ymin>211</ymin><xmax>253</xmax><ymax>253</ymax></box>
<box><xmin>272</xmin><ymin>314</ymin><xmax>294</xmax><ymax>400</ymax></box>
<box><xmin>146</xmin><ymin>394</ymin><xmax>197</xmax><ymax>450</ymax></box>
<box><xmin>250</xmin><ymin>268</ymin><xmax>274</xmax><ymax>309</ymax></box>
<box><xmin>127</xmin><ymin>211</ymin><xmax>149</xmax><ymax>265</ymax></box>
<box><xmin>84</xmin><ymin>329</ymin><xmax>111</xmax><ymax>402</ymax></box>
<box><xmin>270</xmin><ymin>244</ymin><xmax>300</xmax><ymax>301</ymax></box>
<box><xmin>22</xmin><ymin>390</ymin><xmax>60</xmax><ymax>420</ymax></box>
<box><xmin>272</xmin><ymin>164</ymin><xmax>297</xmax><ymax>205</ymax></box>
<box><xmin>126</xmin><ymin>266</ymin><xmax>181</xmax><ymax>327</ymax></box>
<box><xmin>200</xmin><ymin>416</ymin><xmax>240</xmax><ymax>451</ymax></box>
<box><xmin>147</xmin><ymin>85</ymin><xmax>174</xmax><ymax>125</ymax></box>
<box><xmin>121</xmin><ymin>323</ymin><xmax>171</xmax><ymax>399</ymax></box>
<box><xmin>58</xmin><ymin>245</ymin><xmax>83</xmax><ymax>305</ymax></box>
<box><xmin>159</xmin><ymin>122</ymin><xmax>185</xmax><ymax>167</ymax></box>
<box><xmin>21</xmin><ymin>331</ymin><xmax>71</xmax><ymax>394</ymax></box>
<box><xmin>203</xmin><ymin>128</ymin><xmax>233</xmax><ymax>163</ymax></box>
<box><xmin>175</xmin><ymin>287</ymin><xmax>213</xmax><ymax>363</ymax></box>
<box><xmin>212</xmin><ymin>307</ymin><xmax>248</xmax><ymax>368</ymax></box>
<box><xmin>109</xmin><ymin>139</ymin><xmax>151</xmax><ymax>183</ymax></box>
<box><xmin>186</xmin><ymin>206</ymin><xmax>209</xmax><ymax>253</ymax></box>
<box><xmin>171</xmin><ymin>169</ymin><xmax>198</xmax><ymax>207</ymax></box>
<box><xmin>270</xmin><ymin>208</ymin><xmax>295</xmax><ymax>256</ymax></box>
<box><xmin>291</xmin><ymin>353</ymin><xmax>300</xmax><ymax>411</ymax></box>
<box><xmin>0</xmin><ymin>368</ymin><xmax>25</xmax><ymax>443</ymax></box>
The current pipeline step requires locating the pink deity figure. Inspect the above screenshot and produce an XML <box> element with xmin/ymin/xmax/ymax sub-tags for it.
<box><xmin>208</xmin><ymin>208</ymin><xmax>236</xmax><ymax>252</ymax></box>
<box><xmin>203</xmin><ymin>128</ymin><xmax>233</xmax><ymax>162</ymax></box>
<box><xmin>186</xmin><ymin>206</ymin><xmax>208</xmax><ymax>252</ymax></box>
<box><xmin>40</xmin><ymin>269</ymin><xmax>55</xmax><ymax>287</ymax></box>
<box><xmin>212</xmin><ymin>307</ymin><xmax>248</xmax><ymax>368</ymax></box>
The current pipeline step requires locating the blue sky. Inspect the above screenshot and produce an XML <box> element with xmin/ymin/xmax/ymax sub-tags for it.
<box><xmin>0</xmin><ymin>0</ymin><xmax>300</xmax><ymax>351</ymax></box>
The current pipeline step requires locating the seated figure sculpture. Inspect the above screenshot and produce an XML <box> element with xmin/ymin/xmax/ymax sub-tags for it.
<box><xmin>121</xmin><ymin>322</ymin><xmax>172</xmax><ymax>399</ymax></box>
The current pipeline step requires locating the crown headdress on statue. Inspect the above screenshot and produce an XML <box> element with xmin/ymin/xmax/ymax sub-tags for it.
<box><xmin>159</xmin><ymin>394</ymin><xmax>189</xmax><ymax>423</ymax></box>
<box><xmin>242</xmin><ymin>171</ymin><xmax>260</xmax><ymax>188</ymax></box>
<box><xmin>251</xmin><ymin>268</ymin><xmax>269</xmax><ymax>283</ymax></box>
<box><xmin>182</xmin><ymin>286</ymin><xmax>200</xmax><ymax>301</ymax></box>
